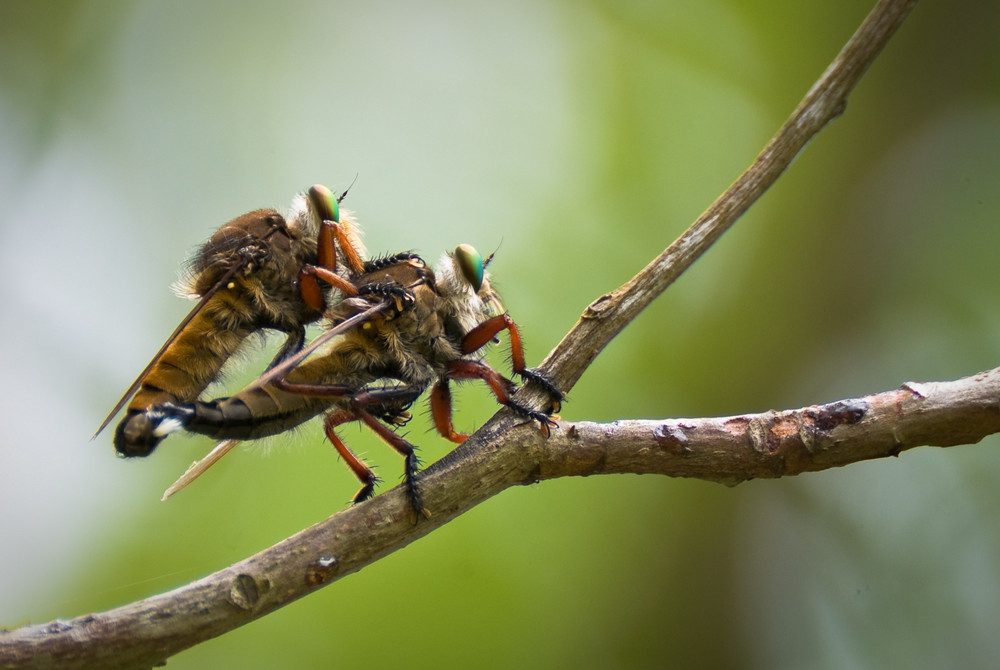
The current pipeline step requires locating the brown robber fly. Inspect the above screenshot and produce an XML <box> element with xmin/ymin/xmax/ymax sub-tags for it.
<box><xmin>95</xmin><ymin>184</ymin><xmax>369</xmax><ymax>457</ymax></box>
<box><xmin>142</xmin><ymin>245</ymin><xmax>564</xmax><ymax>517</ymax></box>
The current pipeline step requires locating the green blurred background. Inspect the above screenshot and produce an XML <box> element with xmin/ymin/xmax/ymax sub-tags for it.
<box><xmin>2</xmin><ymin>1</ymin><xmax>999</xmax><ymax>667</ymax></box>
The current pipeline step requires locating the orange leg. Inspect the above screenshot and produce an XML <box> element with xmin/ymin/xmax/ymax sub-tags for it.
<box><xmin>461</xmin><ymin>314</ymin><xmax>527</xmax><ymax>369</ymax></box>
<box><xmin>275</xmin><ymin>378</ymin><xmax>427</xmax><ymax>516</ymax></box>
<box><xmin>316</xmin><ymin>219</ymin><xmax>337</xmax><ymax>273</ymax></box>
<box><xmin>460</xmin><ymin>314</ymin><xmax>563</xmax><ymax>409</ymax></box>
<box><xmin>333</xmin><ymin>222</ymin><xmax>365</xmax><ymax>274</ymax></box>
<box><xmin>323</xmin><ymin>409</ymin><xmax>379</xmax><ymax>503</ymax></box>
<box><xmin>437</xmin><ymin>359</ymin><xmax>557</xmax><ymax>438</ymax></box>
<box><xmin>430</xmin><ymin>379</ymin><xmax>468</xmax><ymax>444</ymax></box>
<box><xmin>344</xmin><ymin>396</ymin><xmax>427</xmax><ymax>518</ymax></box>
<box><xmin>318</xmin><ymin>218</ymin><xmax>365</xmax><ymax>275</ymax></box>
<box><xmin>300</xmin><ymin>210</ymin><xmax>367</xmax><ymax>312</ymax></box>
<box><xmin>298</xmin><ymin>265</ymin><xmax>360</xmax><ymax>311</ymax></box>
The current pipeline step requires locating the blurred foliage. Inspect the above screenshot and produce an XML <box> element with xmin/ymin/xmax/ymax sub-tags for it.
<box><xmin>1</xmin><ymin>1</ymin><xmax>999</xmax><ymax>668</ymax></box>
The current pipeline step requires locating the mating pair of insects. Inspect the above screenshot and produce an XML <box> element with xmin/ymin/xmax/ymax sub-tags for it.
<box><xmin>94</xmin><ymin>185</ymin><xmax>563</xmax><ymax>517</ymax></box>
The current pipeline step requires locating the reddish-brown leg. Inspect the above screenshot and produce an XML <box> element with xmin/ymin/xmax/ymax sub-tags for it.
<box><xmin>316</xmin><ymin>219</ymin><xmax>338</xmax><ymax>273</ymax></box>
<box><xmin>300</xmin><ymin>217</ymin><xmax>366</xmax><ymax>312</ymax></box>
<box><xmin>333</xmin><ymin>222</ymin><xmax>366</xmax><ymax>274</ymax></box>
<box><xmin>323</xmin><ymin>409</ymin><xmax>379</xmax><ymax>503</ymax></box>
<box><xmin>351</xmin><ymin>402</ymin><xmax>427</xmax><ymax>518</ymax></box>
<box><xmin>460</xmin><ymin>314</ymin><xmax>563</xmax><ymax>409</ymax></box>
<box><xmin>446</xmin><ymin>360</ymin><xmax>518</xmax><ymax>404</ymax></box>
<box><xmin>430</xmin><ymin>379</ymin><xmax>468</xmax><ymax>444</ymax></box>
<box><xmin>298</xmin><ymin>265</ymin><xmax>360</xmax><ymax>311</ymax></box>
<box><xmin>440</xmin><ymin>359</ymin><xmax>556</xmax><ymax>437</ymax></box>
<box><xmin>317</xmin><ymin>218</ymin><xmax>366</xmax><ymax>275</ymax></box>
<box><xmin>274</xmin><ymin>378</ymin><xmax>427</xmax><ymax>517</ymax></box>
<box><xmin>461</xmin><ymin>314</ymin><xmax>527</xmax><ymax>369</ymax></box>
<box><xmin>272</xmin><ymin>377</ymin><xmax>372</xmax><ymax>501</ymax></box>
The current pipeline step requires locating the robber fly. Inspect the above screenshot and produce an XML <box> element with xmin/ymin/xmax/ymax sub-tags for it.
<box><xmin>96</xmin><ymin>184</ymin><xmax>368</xmax><ymax>457</ymax></box>
<box><xmin>143</xmin><ymin>245</ymin><xmax>564</xmax><ymax>517</ymax></box>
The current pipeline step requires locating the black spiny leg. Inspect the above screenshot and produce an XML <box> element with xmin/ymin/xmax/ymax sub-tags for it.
<box><xmin>281</xmin><ymin>378</ymin><xmax>429</xmax><ymax>520</ymax></box>
<box><xmin>516</xmin><ymin>367</ymin><xmax>565</xmax><ymax>414</ymax></box>
<box><xmin>265</xmin><ymin>327</ymin><xmax>307</xmax><ymax>372</ymax></box>
<box><xmin>362</xmin><ymin>252</ymin><xmax>423</xmax><ymax>273</ymax></box>
<box><xmin>402</xmin><ymin>451</ymin><xmax>424</xmax><ymax>520</ymax></box>
<box><xmin>357</xmin><ymin>282</ymin><xmax>416</xmax><ymax>312</ymax></box>
<box><xmin>349</xmin><ymin>386</ymin><xmax>429</xmax><ymax>521</ymax></box>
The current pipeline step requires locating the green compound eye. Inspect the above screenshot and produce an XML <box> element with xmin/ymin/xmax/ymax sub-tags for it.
<box><xmin>455</xmin><ymin>243</ymin><xmax>484</xmax><ymax>292</ymax></box>
<box><xmin>307</xmin><ymin>184</ymin><xmax>339</xmax><ymax>223</ymax></box>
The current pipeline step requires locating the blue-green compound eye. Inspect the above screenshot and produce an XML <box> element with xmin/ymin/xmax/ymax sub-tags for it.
<box><xmin>455</xmin><ymin>243</ymin><xmax>484</xmax><ymax>292</ymax></box>
<box><xmin>307</xmin><ymin>184</ymin><xmax>339</xmax><ymax>223</ymax></box>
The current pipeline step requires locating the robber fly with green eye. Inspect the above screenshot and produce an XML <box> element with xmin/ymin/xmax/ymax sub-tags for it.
<box><xmin>143</xmin><ymin>244</ymin><xmax>564</xmax><ymax>518</ymax></box>
<box><xmin>94</xmin><ymin>184</ymin><xmax>371</xmax><ymax>456</ymax></box>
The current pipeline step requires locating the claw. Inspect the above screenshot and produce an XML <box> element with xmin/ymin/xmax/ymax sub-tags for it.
<box><xmin>351</xmin><ymin>471</ymin><xmax>380</xmax><ymax>505</ymax></box>
<box><xmin>506</xmin><ymin>400</ymin><xmax>559</xmax><ymax>439</ymax></box>
<box><xmin>532</xmin><ymin>413</ymin><xmax>559</xmax><ymax>438</ymax></box>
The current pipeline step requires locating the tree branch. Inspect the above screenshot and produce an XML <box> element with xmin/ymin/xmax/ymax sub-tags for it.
<box><xmin>0</xmin><ymin>0</ymin><xmax>928</xmax><ymax>668</ymax></box>
<box><xmin>5</xmin><ymin>366</ymin><xmax>998</xmax><ymax>669</ymax></box>
<box><xmin>536</xmin><ymin>370</ymin><xmax>1000</xmax><ymax>484</ymax></box>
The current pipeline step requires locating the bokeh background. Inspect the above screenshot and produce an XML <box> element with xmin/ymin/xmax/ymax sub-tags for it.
<box><xmin>2</xmin><ymin>1</ymin><xmax>999</xmax><ymax>667</ymax></box>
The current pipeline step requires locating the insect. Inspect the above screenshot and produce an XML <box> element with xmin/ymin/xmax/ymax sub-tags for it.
<box><xmin>95</xmin><ymin>184</ymin><xmax>368</xmax><ymax>457</ymax></box>
<box><xmin>145</xmin><ymin>245</ymin><xmax>564</xmax><ymax>517</ymax></box>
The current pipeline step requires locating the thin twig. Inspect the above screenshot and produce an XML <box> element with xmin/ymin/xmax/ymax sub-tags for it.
<box><xmin>536</xmin><ymin>0</ymin><xmax>920</xmax><ymax>398</ymax></box>
<box><xmin>0</xmin><ymin>1</ymin><xmax>924</xmax><ymax>668</ymax></box>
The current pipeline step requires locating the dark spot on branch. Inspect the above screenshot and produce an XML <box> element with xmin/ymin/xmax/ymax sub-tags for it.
<box><xmin>811</xmin><ymin>399</ymin><xmax>868</xmax><ymax>431</ymax></box>
<box><xmin>653</xmin><ymin>422</ymin><xmax>691</xmax><ymax>454</ymax></box>
<box><xmin>43</xmin><ymin>620</ymin><xmax>72</xmax><ymax>634</ymax></box>
<box><xmin>748</xmin><ymin>417</ymin><xmax>771</xmax><ymax>454</ymax></box>
<box><xmin>583</xmin><ymin>294</ymin><xmax>614</xmax><ymax>318</ymax></box>
<box><xmin>305</xmin><ymin>555</ymin><xmax>340</xmax><ymax>587</ymax></box>
<box><xmin>900</xmin><ymin>381</ymin><xmax>928</xmax><ymax>398</ymax></box>
<box><xmin>228</xmin><ymin>573</ymin><xmax>261</xmax><ymax>611</ymax></box>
